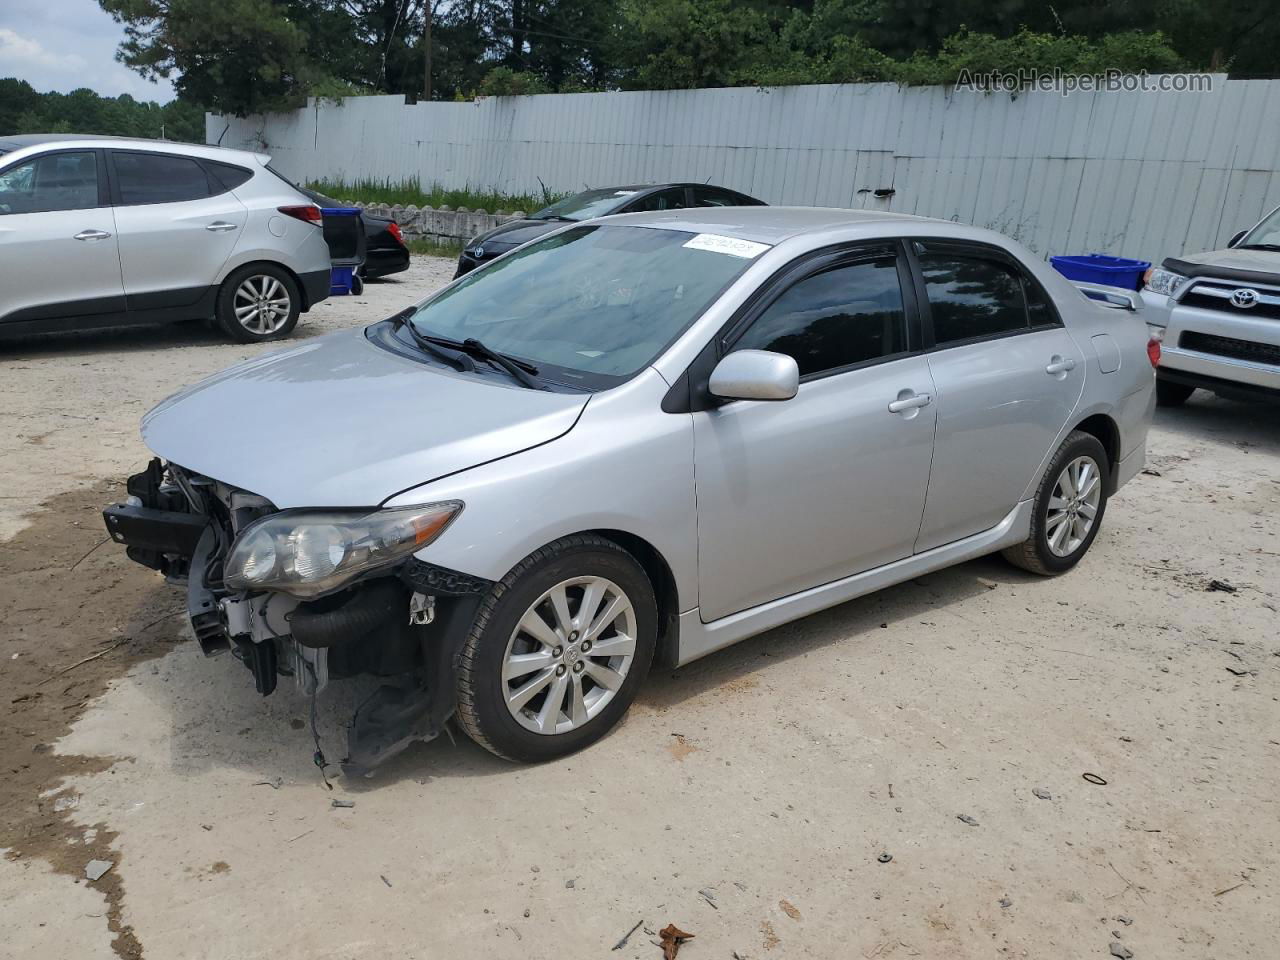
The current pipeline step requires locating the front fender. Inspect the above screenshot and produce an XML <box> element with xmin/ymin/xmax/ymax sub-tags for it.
<box><xmin>383</xmin><ymin>370</ymin><xmax>699</xmax><ymax>613</ymax></box>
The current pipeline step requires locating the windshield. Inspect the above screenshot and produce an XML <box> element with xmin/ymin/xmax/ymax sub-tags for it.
<box><xmin>531</xmin><ymin>188</ymin><xmax>643</xmax><ymax>221</ymax></box>
<box><xmin>405</xmin><ymin>224</ymin><xmax>763</xmax><ymax>386</ymax></box>
<box><xmin>1241</xmin><ymin>205</ymin><xmax>1280</xmax><ymax>247</ymax></box>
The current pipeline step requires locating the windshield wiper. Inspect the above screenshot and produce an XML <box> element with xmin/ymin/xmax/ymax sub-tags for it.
<box><xmin>391</xmin><ymin>310</ymin><xmax>475</xmax><ymax>372</ymax></box>
<box><xmin>457</xmin><ymin>337</ymin><xmax>546</xmax><ymax>390</ymax></box>
<box><xmin>423</xmin><ymin>333</ymin><xmax>544</xmax><ymax>389</ymax></box>
<box><xmin>537</xmin><ymin>214</ymin><xmax>575</xmax><ymax>222</ymax></box>
<box><xmin>1236</xmin><ymin>242</ymin><xmax>1280</xmax><ymax>251</ymax></box>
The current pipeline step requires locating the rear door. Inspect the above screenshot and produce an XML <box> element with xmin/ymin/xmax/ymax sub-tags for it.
<box><xmin>107</xmin><ymin>150</ymin><xmax>248</xmax><ymax>311</ymax></box>
<box><xmin>0</xmin><ymin>148</ymin><xmax>124</xmax><ymax>328</ymax></box>
<box><xmin>910</xmin><ymin>240</ymin><xmax>1084</xmax><ymax>552</ymax></box>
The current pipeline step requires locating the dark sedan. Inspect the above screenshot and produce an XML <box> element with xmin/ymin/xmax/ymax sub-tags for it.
<box><xmin>303</xmin><ymin>188</ymin><xmax>411</xmax><ymax>280</ymax></box>
<box><xmin>454</xmin><ymin>182</ymin><xmax>765</xmax><ymax>276</ymax></box>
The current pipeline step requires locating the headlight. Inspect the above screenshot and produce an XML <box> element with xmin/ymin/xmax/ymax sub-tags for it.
<box><xmin>224</xmin><ymin>501</ymin><xmax>462</xmax><ymax>598</ymax></box>
<box><xmin>1143</xmin><ymin>267</ymin><xmax>1186</xmax><ymax>297</ymax></box>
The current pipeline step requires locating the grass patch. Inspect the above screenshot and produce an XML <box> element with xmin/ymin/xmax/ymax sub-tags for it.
<box><xmin>406</xmin><ymin>236</ymin><xmax>466</xmax><ymax>258</ymax></box>
<box><xmin>309</xmin><ymin>178</ymin><xmax>563</xmax><ymax>214</ymax></box>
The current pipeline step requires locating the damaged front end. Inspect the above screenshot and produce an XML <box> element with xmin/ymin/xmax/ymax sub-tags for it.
<box><xmin>103</xmin><ymin>459</ymin><xmax>488</xmax><ymax>777</ymax></box>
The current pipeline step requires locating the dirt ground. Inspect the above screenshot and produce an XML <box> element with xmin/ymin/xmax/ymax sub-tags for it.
<box><xmin>1</xmin><ymin>256</ymin><xmax>1276</xmax><ymax>960</ymax></box>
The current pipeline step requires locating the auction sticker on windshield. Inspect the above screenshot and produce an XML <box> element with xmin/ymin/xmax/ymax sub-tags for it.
<box><xmin>683</xmin><ymin>234</ymin><xmax>772</xmax><ymax>259</ymax></box>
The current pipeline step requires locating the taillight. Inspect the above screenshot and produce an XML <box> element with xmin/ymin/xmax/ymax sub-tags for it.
<box><xmin>1147</xmin><ymin>337</ymin><xmax>1161</xmax><ymax>368</ymax></box>
<box><xmin>277</xmin><ymin>204</ymin><xmax>322</xmax><ymax>225</ymax></box>
<box><xmin>388</xmin><ymin>221</ymin><xmax>403</xmax><ymax>244</ymax></box>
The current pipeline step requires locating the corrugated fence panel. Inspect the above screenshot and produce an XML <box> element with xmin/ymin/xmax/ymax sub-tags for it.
<box><xmin>209</xmin><ymin>77</ymin><xmax>1280</xmax><ymax>263</ymax></box>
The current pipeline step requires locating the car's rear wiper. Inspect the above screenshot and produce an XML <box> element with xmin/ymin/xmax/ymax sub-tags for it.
<box><xmin>391</xmin><ymin>310</ymin><xmax>475</xmax><ymax>373</ymax></box>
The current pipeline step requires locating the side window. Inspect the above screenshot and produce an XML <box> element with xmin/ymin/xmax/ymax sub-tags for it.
<box><xmin>692</xmin><ymin>188</ymin><xmax>738</xmax><ymax>207</ymax></box>
<box><xmin>0</xmin><ymin>152</ymin><xmax>99</xmax><ymax>215</ymax></box>
<box><xmin>204</xmin><ymin>161</ymin><xmax>253</xmax><ymax>194</ymax></box>
<box><xmin>112</xmin><ymin>152</ymin><xmax>211</xmax><ymax>205</ymax></box>
<box><xmin>733</xmin><ymin>255</ymin><xmax>907</xmax><ymax>377</ymax></box>
<box><xmin>920</xmin><ymin>253</ymin><xmax>1029</xmax><ymax>345</ymax></box>
<box><xmin>1024</xmin><ymin>276</ymin><xmax>1059</xmax><ymax>328</ymax></box>
<box><xmin>628</xmin><ymin>188</ymin><xmax>687</xmax><ymax>213</ymax></box>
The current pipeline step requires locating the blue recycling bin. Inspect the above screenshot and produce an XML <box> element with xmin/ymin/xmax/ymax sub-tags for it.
<box><xmin>1050</xmin><ymin>254</ymin><xmax>1151</xmax><ymax>291</ymax></box>
<box><xmin>319</xmin><ymin>206</ymin><xmax>366</xmax><ymax>295</ymax></box>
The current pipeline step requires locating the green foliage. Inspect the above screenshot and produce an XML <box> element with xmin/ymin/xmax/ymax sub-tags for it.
<box><xmin>306</xmin><ymin>177</ymin><xmax>561</xmax><ymax>214</ymax></box>
<box><xmin>0</xmin><ymin>78</ymin><xmax>205</xmax><ymax>141</ymax></box>
<box><xmin>405</xmin><ymin>235</ymin><xmax>466</xmax><ymax>258</ymax></box>
<box><xmin>67</xmin><ymin>0</ymin><xmax>1277</xmax><ymax>119</ymax></box>
<box><xmin>480</xmin><ymin>67</ymin><xmax>551</xmax><ymax>97</ymax></box>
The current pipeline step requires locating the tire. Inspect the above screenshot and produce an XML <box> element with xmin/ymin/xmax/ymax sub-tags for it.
<box><xmin>455</xmin><ymin>535</ymin><xmax>658</xmax><ymax>763</ymax></box>
<box><xmin>1002</xmin><ymin>430</ymin><xmax>1110</xmax><ymax>576</ymax></box>
<box><xmin>1156</xmin><ymin>378</ymin><xmax>1195</xmax><ymax>407</ymax></box>
<box><xmin>350</xmin><ymin>273</ymin><xmax>365</xmax><ymax>295</ymax></box>
<box><xmin>216</xmin><ymin>264</ymin><xmax>301</xmax><ymax>343</ymax></box>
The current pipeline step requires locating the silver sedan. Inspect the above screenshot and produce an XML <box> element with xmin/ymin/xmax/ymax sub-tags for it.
<box><xmin>106</xmin><ymin>207</ymin><xmax>1156</xmax><ymax>771</ymax></box>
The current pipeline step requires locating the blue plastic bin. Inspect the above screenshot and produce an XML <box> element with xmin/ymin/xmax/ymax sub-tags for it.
<box><xmin>1050</xmin><ymin>254</ymin><xmax>1151</xmax><ymax>291</ymax></box>
<box><xmin>330</xmin><ymin>265</ymin><xmax>358</xmax><ymax>295</ymax></box>
<box><xmin>319</xmin><ymin>206</ymin><xmax>366</xmax><ymax>296</ymax></box>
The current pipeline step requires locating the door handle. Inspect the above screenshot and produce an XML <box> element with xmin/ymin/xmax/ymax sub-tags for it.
<box><xmin>1045</xmin><ymin>356</ymin><xmax>1077</xmax><ymax>375</ymax></box>
<box><xmin>74</xmin><ymin>229</ymin><xmax>112</xmax><ymax>241</ymax></box>
<box><xmin>205</xmin><ymin>221</ymin><xmax>239</xmax><ymax>232</ymax></box>
<box><xmin>887</xmin><ymin>391</ymin><xmax>933</xmax><ymax>414</ymax></box>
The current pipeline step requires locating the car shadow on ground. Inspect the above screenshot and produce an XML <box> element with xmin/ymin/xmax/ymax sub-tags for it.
<box><xmin>120</xmin><ymin>551</ymin><xmax>1044</xmax><ymax>790</ymax></box>
<box><xmin>1154</xmin><ymin>392</ymin><xmax>1279</xmax><ymax>453</ymax></box>
<box><xmin>0</xmin><ymin>318</ymin><xmax>335</xmax><ymax>361</ymax></box>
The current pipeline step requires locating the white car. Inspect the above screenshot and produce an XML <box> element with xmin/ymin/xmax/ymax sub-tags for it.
<box><xmin>1142</xmin><ymin>203</ymin><xmax>1280</xmax><ymax>405</ymax></box>
<box><xmin>0</xmin><ymin>134</ymin><xmax>332</xmax><ymax>343</ymax></box>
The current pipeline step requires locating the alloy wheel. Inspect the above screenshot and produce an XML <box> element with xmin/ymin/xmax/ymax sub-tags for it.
<box><xmin>1046</xmin><ymin>455</ymin><xmax>1102</xmax><ymax>557</ymax></box>
<box><xmin>233</xmin><ymin>275</ymin><xmax>292</xmax><ymax>335</ymax></box>
<box><xmin>501</xmin><ymin>576</ymin><xmax>637</xmax><ymax>735</ymax></box>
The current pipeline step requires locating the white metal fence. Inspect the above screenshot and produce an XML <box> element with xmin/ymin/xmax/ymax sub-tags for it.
<box><xmin>208</xmin><ymin>78</ymin><xmax>1280</xmax><ymax>264</ymax></box>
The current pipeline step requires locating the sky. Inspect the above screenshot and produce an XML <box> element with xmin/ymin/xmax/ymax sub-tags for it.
<box><xmin>0</xmin><ymin>0</ymin><xmax>177</xmax><ymax>102</ymax></box>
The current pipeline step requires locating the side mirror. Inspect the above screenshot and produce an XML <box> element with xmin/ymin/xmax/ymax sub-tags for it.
<box><xmin>708</xmin><ymin>349</ymin><xmax>799</xmax><ymax>402</ymax></box>
<box><xmin>1229</xmin><ymin>230</ymin><xmax>1247</xmax><ymax>248</ymax></box>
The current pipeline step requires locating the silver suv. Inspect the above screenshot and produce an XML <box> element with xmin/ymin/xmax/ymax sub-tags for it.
<box><xmin>0</xmin><ymin>135</ymin><xmax>332</xmax><ymax>343</ymax></box>
<box><xmin>1142</xmin><ymin>204</ymin><xmax>1280</xmax><ymax>405</ymax></box>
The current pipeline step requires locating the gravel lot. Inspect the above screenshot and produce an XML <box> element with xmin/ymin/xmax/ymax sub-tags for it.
<box><xmin>1</xmin><ymin>256</ymin><xmax>1277</xmax><ymax>960</ymax></box>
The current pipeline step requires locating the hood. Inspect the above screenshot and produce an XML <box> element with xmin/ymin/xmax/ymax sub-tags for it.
<box><xmin>142</xmin><ymin>329</ymin><xmax>588</xmax><ymax>508</ymax></box>
<box><xmin>470</xmin><ymin>218</ymin><xmax>560</xmax><ymax>250</ymax></box>
<box><xmin>1165</xmin><ymin>247</ymin><xmax>1280</xmax><ymax>285</ymax></box>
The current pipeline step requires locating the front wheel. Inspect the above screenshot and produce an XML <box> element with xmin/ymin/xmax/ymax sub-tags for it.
<box><xmin>455</xmin><ymin>535</ymin><xmax>657</xmax><ymax>763</ymax></box>
<box><xmin>216</xmin><ymin>264</ymin><xmax>301</xmax><ymax>343</ymax></box>
<box><xmin>1002</xmin><ymin>430</ymin><xmax>1110</xmax><ymax>576</ymax></box>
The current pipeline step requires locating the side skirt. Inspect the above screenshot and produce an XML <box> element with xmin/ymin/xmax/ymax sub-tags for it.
<box><xmin>674</xmin><ymin>500</ymin><xmax>1034</xmax><ymax>667</ymax></box>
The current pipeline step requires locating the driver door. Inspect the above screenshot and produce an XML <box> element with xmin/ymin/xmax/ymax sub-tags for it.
<box><xmin>0</xmin><ymin>149</ymin><xmax>124</xmax><ymax>329</ymax></box>
<box><xmin>692</xmin><ymin>243</ymin><xmax>937</xmax><ymax>622</ymax></box>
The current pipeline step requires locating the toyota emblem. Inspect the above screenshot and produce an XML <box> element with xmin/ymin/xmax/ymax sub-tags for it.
<box><xmin>1230</xmin><ymin>288</ymin><xmax>1260</xmax><ymax>309</ymax></box>
<box><xmin>473</xmin><ymin>246</ymin><xmax>485</xmax><ymax>259</ymax></box>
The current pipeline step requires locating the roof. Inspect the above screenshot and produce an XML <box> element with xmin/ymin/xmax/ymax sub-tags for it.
<box><xmin>603</xmin><ymin>205</ymin><xmax>933</xmax><ymax>244</ymax></box>
<box><xmin>0</xmin><ymin>134</ymin><xmax>266</xmax><ymax>165</ymax></box>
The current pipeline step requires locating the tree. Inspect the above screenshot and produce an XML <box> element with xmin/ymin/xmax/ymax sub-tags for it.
<box><xmin>97</xmin><ymin>0</ymin><xmax>357</xmax><ymax>115</ymax></box>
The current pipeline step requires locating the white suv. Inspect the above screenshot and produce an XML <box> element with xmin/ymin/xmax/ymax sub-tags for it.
<box><xmin>1142</xmin><ymin>204</ymin><xmax>1280</xmax><ymax>405</ymax></box>
<box><xmin>0</xmin><ymin>135</ymin><xmax>332</xmax><ymax>343</ymax></box>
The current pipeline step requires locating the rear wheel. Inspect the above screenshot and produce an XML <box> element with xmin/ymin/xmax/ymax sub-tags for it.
<box><xmin>1156</xmin><ymin>377</ymin><xmax>1195</xmax><ymax>407</ymax></box>
<box><xmin>1002</xmin><ymin>430</ymin><xmax>1109</xmax><ymax>576</ymax></box>
<box><xmin>216</xmin><ymin>264</ymin><xmax>300</xmax><ymax>343</ymax></box>
<box><xmin>455</xmin><ymin>535</ymin><xmax>657</xmax><ymax>762</ymax></box>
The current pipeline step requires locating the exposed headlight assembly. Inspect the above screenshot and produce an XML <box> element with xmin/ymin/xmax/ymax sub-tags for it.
<box><xmin>1143</xmin><ymin>267</ymin><xmax>1187</xmax><ymax>297</ymax></box>
<box><xmin>224</xmin><ymin>502</ymin><xmax>462</xmax><ymax>598</ymax></box>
